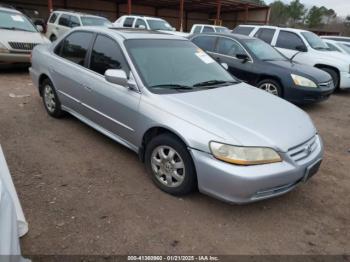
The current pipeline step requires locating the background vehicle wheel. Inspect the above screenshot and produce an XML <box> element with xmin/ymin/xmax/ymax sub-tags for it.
<box><xmin>50</xmin><ymin>35</ymin><xmax>57</xmax><ymax>42</ymax></box>
<box><xmin>145</xmin><ymin>133</ymin><xmax>197</xmax><ymax>196</ymax></box>
<box><xmin>257</xmin><ymin>79</ymin><xmax>282</xmax><ymax>97</ymax></box>
<box><xmin>320</xmin><ymin>68</ymin><xmax>339</xmax><ymax>90</ymax></box>
<box><xmin>41</xmin><ymin>79</ymin><xmax>65</xmax><ymax>118</ymax></box>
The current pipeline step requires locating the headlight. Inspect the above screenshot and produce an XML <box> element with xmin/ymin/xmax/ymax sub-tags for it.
<box><xmin>0</xmin><ymin>42</ymin><xmax>9</xmax><ymax>53</ymax></box>
<box><xmin>291</xmin><ymin>74</ymin><xmax>317</xmax><ymax>88</ymax></box>
<box><xmin>210</xmin><ymin>142</ymin><xmax>282</xmax><ymax>166</ymax></box>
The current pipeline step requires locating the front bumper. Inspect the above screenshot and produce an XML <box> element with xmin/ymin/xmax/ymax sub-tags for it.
<box><xmin>0</xmin><ymin>52</ymin><xmax>31</xmax><ymax>63</ymax></box>
<box><xmin>285</xmin><ymin>84</ymin><xmax>334</xmax><ymax>104</ymax></box>
<box><xmin>339</xmin><ymin>72</ymin><xmax>350</xmax><ymax>89</ymax></box>
<box><xmin>191</xmin><ymin>135</ymin><xmax>324</xmax><ymax>204</ymax></box>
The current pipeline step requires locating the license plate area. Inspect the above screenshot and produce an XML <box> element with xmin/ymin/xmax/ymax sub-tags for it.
<box><xmin>304</xmin><ymin>159</ymin><xmax>322</xmax><ymax>182</ymax></box>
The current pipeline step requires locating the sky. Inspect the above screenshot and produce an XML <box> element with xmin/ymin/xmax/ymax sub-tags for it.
<box><xmin>264</xmin><ymin>0</ymin><xmax>350</xmax><ymax>17</ymax></box>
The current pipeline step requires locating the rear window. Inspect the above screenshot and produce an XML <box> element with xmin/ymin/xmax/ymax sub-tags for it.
<box><xmin>254</xmin><ymin>28</ymin><xmax>275</xmax><ymax>44</ymax></box>
<box><xmin>192</xmin><ymin>35</ymin><xmax>217</xmax><ymax>52</ymax></box>
<box><xmin>193</xmin><ymin>26</ymin><xmax>202</xmax><ymax>34</ymax></box>
<box><xmin>202</xmin><ymin>26</ymin><xmax>215</xmax><ymax>33</ymax></box>
<box><xmin>232</xmin><ymin>26</ymin><xmax>254</xmax><ymax>36</ymax></box>
<box><xmin>123</xmin><ymin>17</ymin><xmax>134</xmax><ymax>27</ymax></box>
<box><xmin>58</xmin><ymin>14</ymin><xmax>70</xmax><ymax>27</ymax></box>
<box><xmin>49</xmin><ymin>13</ymin><xmax>58</xmax><ymax>23</ymax></box>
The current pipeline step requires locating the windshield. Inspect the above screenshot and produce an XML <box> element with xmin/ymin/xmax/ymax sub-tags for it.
<box><xmin>245</xmin><ymin>39</ymin><xmax>286</xmax><ymax>61</ymax></box>
<box><xmin>301</xmin><ymin>32</ymin><xmax>329</xmax><ymax>50</ymax></box>
<box><xmin>147</xmin><ymin>19</ymin><xmax>173</xmax><ymax>31</ymax></box>
<box><xmin>81</xmin><ymin>16</ymin><xmax>112</xmax><ymax>26</ymax></box>
<box><xmin>0</xmin><ymin>10</ymin><xmax>37</xmax><ymax>32</ymax></box>
<box><xmin>125</xmin><ymin>39</ymin><xmax>235</xmax><ymax>93</ymax></box>
<box><xmin>339</xmin><ymin>43</ymin><xmax>350</xmax><ymax>54</ymax></box>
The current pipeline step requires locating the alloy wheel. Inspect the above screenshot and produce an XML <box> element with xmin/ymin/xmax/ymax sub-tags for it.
<box><xmin>259</xmin><ymin>82</ymin><xmax>279</xmax><ymax>96</ymax></box>
<box><xmin>44</xmin><ymin>84</ymin><xmax>56</xmax><ymax>113</ymax></box>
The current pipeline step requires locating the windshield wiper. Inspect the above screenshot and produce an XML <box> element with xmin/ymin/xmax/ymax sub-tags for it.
<box><xmin>193</xmin><ymin>80</ymin><xmax>238</xmax><ymax>88</ymax></box>
<box><xmin>0</xmin><ymin>27</ymin><xmax>32</xmax><ymax>32</ymax></box>
<box><xmin>314</xmin><ymin>47</ymin><xmax>330</xmax><ymax>50</ymax></box>
<box><xmin>150</xmin><ymin>84</ymin><xmax>194</xmax><ymax>91</ymax></box>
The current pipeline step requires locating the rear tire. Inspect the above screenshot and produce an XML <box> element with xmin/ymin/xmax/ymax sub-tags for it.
<box><xmin>41</xmin><ymin>79</ymin><xmax>65</xmax><ymax>118</ymax></box>
<box><xmin>319</xmin><ymin>67</ymin><xmax>339</xmax><ymax>90</ymax></box>
<box><xmin>50</xmin><ymin>34</ymin><xmax>57</xmax><ymax>42</ymax></box>
<box><xmin>145</xmin><ymin>134</ymin><xmax>197</xmax><ymax>196</ymax></box>
<box><xmin>257</xmin><ymin>79</ymin><xmax>282</xmax><ymax>97</ymax></box>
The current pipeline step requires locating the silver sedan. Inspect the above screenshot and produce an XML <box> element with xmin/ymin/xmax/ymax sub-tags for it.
<box><xmin>30</xmin><ymin>27</ymin><xmax>323</xmax><ymax>204</ymax></box>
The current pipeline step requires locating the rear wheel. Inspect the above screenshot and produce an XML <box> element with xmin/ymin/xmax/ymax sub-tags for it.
<box><xmin>319</xmin><ymin>67</ymin><xmax>339</xmax><ymax>90</ymax></box>
<box><xmin>145</xmin><ymin>134</ymin><xmax>197</xmax><ymax>196</ymax></box>
<box><xmin>257</xmin><ymin>79</ymin><xmax>282</xmax><ymax>97</ymax></box>
<box><xmin>50</xmin><ymin>34</ymin><xmax>57</xmax><ymax>42</ymax></box>
<box><xmin>41</xmin><ymin>79</ymin><xmax>65</xmax><ymax>118</ymax></box>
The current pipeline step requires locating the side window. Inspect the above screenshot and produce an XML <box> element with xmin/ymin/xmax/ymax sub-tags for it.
<box><xmin>232</xmin><ymin>26</ymin><xmax>254</xmax><ymax>36</ymax></box>
<box><xmin>123</xmin><ymin>17</ymin><xmax>134</xmax><ymax>27</ymax></box>
<box><xmin>254</xmin><ymin>28</ymin><xmax>275</xmax><ymax>44</ymax></box>
<box><xmin>58</xmin><ymin>14</ymin><xmax>70</xmax><ymax>27</ymax></box>
<box><xmin>276</xmin><ymin>31</ymin><xmax>306</xmax><ymax>50</ymax></box>
<box><xmin>60</xmin><ymin>32</ymin><xmax>94</xmax><ymax>66</ymax></box>
<box><xmin>49</xmin><ymin>13</ymin><xmax>58</xmax><ymax>23</ymax></box>
<box><xmin>90</xmin><ymin>35</ymin><xmax>129</xmax><ymax>76</ymax></box>
<box><xmin>69</xmin><ymin>16</ymin><xmax>80</xmax><ymax>28</ymax></box>
<box><xmin>192</xmin><ymin>36</ymin><xmax>216</xmax><ymax>52</ymax></box>
<box><xmin>193</xmin><ymin>26</ymin><xmax>201</xmax><ymax>34</ymax></box>
<box><xmin>135</xmin><ymin>19</ymin><xmax>147</xmax><ymax>29</ymax></box>
<box><xmin>216</xmin><ymin>37</ymin><xmax>246</xmax><ymax>57</ymax></box>
<box><xmin>202</xmin><ymin>26</ymin><xmax>215</xmax><ymax>33</ymax></box>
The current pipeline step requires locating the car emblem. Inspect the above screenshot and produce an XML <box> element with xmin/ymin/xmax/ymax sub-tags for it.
<box><xmin>304</xmin><ymin>144</ymin><xmax>313</xmax><ymax>154</ymax></box>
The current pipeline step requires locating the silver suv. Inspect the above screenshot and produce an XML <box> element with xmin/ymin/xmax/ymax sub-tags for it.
<box><xmin>30</xmin><ymin>27</ymin><xmax>323</xmax><ymax>204</ymax></box>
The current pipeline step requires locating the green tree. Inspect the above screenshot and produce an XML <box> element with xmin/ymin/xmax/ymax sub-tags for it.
<box><xmin>287</xmin><ymin>0</ymin><xmax>306</xmax><ymax>26</ymax></box>
<box><xmin>306</xmin><ymin>6</ymin><xmax>323</xmax><ymax>28</ymax></box>
<box><xmin>269</xmin><ymin>1</ymin><xmax>289</xmax><ymax>26</ymax></box>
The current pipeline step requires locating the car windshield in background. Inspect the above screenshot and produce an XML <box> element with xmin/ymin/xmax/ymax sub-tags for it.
<box><xmin>125</xmin><ymin>39</ymin><xmax>236</xmax><ymax>93</ymax></box>
<box><xmin>0</xmin><ymin>10</ymin><xmax>37</xmax><ymax>32</ymax></box>
<box><xmin>339</xmin><ymin>43</ymin><xmax>350</xmax><ymax>54</ymax></box>
<box><xmin>81</xmin><ymin>16</ymin><xmax>112</xmax><ymax>26</ymax></box>
<box><xmin>301</xmin><ymin>32</ymin><xmax>329</xmax><ymax>50</ymax></box>
<box><xmin>245</xmin><ymin>39</ymin><xmax>286</xmax><ymax>61</ymax></box>
<box><xmin>147</xmin><ymin>19</ymin><xmax>172</xmax><ymax>31</ymax></box>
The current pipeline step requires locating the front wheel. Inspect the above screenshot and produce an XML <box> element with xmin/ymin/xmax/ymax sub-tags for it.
<box><xmin>320</xmin><ymin>68</ymin><xmax>339</xmax><ymax>90</ymax></box>
<box><xmin>145</xmin><ymin>134</ymin><xmax>197</xmax><ymax>196</ymax></box>
<box><xmin>257</xmin><ymin>79</ymin><xmax>282</xmax><ymax>97</ymax></box>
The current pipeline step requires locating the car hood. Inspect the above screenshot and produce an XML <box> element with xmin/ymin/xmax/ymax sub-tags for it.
<box><xmin>0</xmin><ymin>29</ymin><xmax>49</xmax><ymax>47</ymax></box>
<box><xmin>159</xmin><ymin>30</ymin><xmax>190</xmax><ymax>37</ymax></box>
<box><xmin>160</xmin><ymin>83</ymin><xmax>316</xmax><ymax>152</ymax></box>
<box><xmin>313</xmin><ymin>50</ymin><xmax>350</xmax><ymax>68</ymax></box>
<box><xmin>268</xmin><ymin>60</ymin><xmax>332</xmax><ymax>83</ymax></box>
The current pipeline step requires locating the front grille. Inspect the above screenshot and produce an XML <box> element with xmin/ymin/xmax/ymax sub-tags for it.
<box><xmin>8</xmin><ymin>42</ymin><xmax>38</xmax><ymax>51</ymax></box>
<box><xmin>288</xmin><ymin>135</ymin><xmax>318</xmax><ymax>163</ymax></box>
<box><xmin>319</xmin><ymin>80</ymin><xmax>334</xmax><ymax>89</ymax></box>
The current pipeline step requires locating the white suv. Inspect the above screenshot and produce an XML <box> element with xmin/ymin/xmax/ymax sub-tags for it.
<box><xmin>113</xmin><ymin>15</ymin><xmax>189</xmax><ymax>37</ymax></box>
<box><xmin>0</xmin><ymin>5</ymin><xmax>49</xmax><ymax>64</ymax></box>
<box><xmin>46</xmin><ymin>10</ymin><xmax>112</xmax><ymax>41</ymax></box>
<box><xmin>233</xmin><ymin>25</ymin><xmax>350</xmax><ymax>89</ymax></box>
<box><xmin>189</xmin><ymin>24</ymin><xmax>230</xmax><ymax>34</ymax></box>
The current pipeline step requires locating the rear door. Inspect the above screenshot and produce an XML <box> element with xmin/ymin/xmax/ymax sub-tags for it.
<box><xmin>50</xmin><ymin>31</ymin><xmax>95</xmax><ymax>114</ymax></box>
<box><xmin>56</xmin><ymin>14</ymin><xmax>71</xmax><ymax>37</ymax></box>
<box><xmin>254</xmin><ymin>28</ymin><xmax>276</xmax><ymax>44</ymax></box>
<box><xmin>81</xmin><ymin>34</ymin><xmax>141</xmax><ymax>146</ymax></box>
<box><xmin>273</xmin><ymin>30</ymin><xmax>308</xmax><ymax>59</ymax></box>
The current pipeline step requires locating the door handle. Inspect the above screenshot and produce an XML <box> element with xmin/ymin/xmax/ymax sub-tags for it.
<box><xmin>83</xmin><ymin>85</ymin><xmax>92</xmax><ymax>91</ymax></box>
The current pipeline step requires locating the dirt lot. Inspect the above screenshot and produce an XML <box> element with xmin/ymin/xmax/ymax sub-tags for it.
<box><xmin>0</xmin><ymin>67</ymin><xmax>349</xmax><ymax>255</ymax></box>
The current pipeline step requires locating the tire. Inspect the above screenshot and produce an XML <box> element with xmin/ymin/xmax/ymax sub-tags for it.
<box><xmin>257</xmin><ymin>79</ymin><xmax>282</xmax><ymax>97</ymax></box>
<box><xmin>41</xmin><ymin>79</ymin><xmax>65</xmax><ymax>118</ymax></box>
<box><xmin>145</xmin><ymin>133</ymin><xmax>197</xmax><ymax>196</ymax></box>
<box><xmin>50</xmin><ymin>34</ymin><xmax>57</xmax><ymax>42</ymax></box>
<box><xmin>320</xmin><ymin>67</ymin><xmax>339</xmax><ymax>90</ymax></box>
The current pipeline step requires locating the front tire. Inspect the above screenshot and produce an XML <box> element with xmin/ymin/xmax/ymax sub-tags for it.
<box><xmin>41</xmin><ymin>79</ymin><xmax>65</xmax><ymax>118</ymax></box>
<box><xmin>257</xmin><ymin>79</ymin><xmax>282</xmax><ymax>97</ymax></box>
<box><xmin>50</xmin><ymin>34</ymin><xmax>57</xmax><ymax>42</ymax></box>
<box><xmin>145</xmin><ymin>134</ymin><xmax>197</xmax><ymax>196</ymax></box>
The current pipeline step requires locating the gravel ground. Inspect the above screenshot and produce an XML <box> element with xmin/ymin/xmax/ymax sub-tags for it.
<box><xmin>0</xmin><ymin>67</ymin><xmax>349</xmax><ymax>255</ymax></box>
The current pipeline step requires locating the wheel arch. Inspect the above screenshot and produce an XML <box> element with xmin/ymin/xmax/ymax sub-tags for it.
<box><xmin>257</xmin><ymin>75</ymin><xmax>284</xmax><ymax>97</ymax></box>
<box><xmin>38</xmin><ymin>74</ymin><xmax>50</xmax><ymax>96</ymax></box>
<box><xmin>314</xmin><ymin>64</ymin><xmax>340</xmax><ymax>86</ymax></box>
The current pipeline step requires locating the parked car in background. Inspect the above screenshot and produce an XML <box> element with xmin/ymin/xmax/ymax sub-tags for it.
<box><xmin>233</xmin><ymin>25</ymin><xmax>350</xmax><ymax>90</ymax></box>
<box><xmin>113</xmin><ymin>15</ymin><xmax>188</xmax><ymax>37</ymax></box>
<box><xmin>321</xmin><ymin>36</ymin><xmax>350</xmax><ymax>43</ymax></box>
<box><xmin>46</xmin><ymin>10</ymin><xmax>112</xmax><ymax>41</ymax></box>
<box><xmin>0</xmin><ymin>5</ymin><xmax>50</xmax><ymax>64</ymax></box>
<box><xmin>30</xmin><ymin>27</ymin><xmax>324</xmax><ymax>204</ymax></box>
<box><xmin>189</xmin><ymin>24</ymin><xmax>230</xmax><ymax>34</ymax></box>
<box><xmin>190</xmin><ymin>33</ymin><xmax>334</xmax><ymax>104</ymax></box>
<box><xmin>322</xmin><ymin>39</ymin><xmax>350</xmax><ymax>55</ymax></box>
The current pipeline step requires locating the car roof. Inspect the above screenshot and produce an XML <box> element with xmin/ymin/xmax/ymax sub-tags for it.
<box><xmin>0</xmin><ymin>6</ymin><xmax>21</xmax><ymax>14</ymax></box>
<box><xmin>53</xmin><ymin>9</ymin><xmax>103</xmax><ymax>18</ymax></box>
<box><xmin>121</xmin><ymin>15</ymin><xmax>164</xmax><ymax>21</ymax></box>
<box><xmin>193</xmin><ymin>24</ymin><xmax>225</xmax><ymax>28</ymax></box>
<box><xmin>192</xmin><ymin>32</ymin><xmax>253</xmax><ymax>41</ymax></box>
<box><xmin>78</xmin><ymin>27</ymin><xmax>186</xmax><ymax>40</ymax></box>
<box><xmin>237</xmin><ymin>24</ymin><xmax>310</xmax><ymax>33</ymax></box>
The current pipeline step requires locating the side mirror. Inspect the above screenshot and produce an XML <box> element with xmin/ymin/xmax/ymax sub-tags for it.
<box><xmin>36</xmin><ymin>25</ymin><xmax>44</xmax><ymax>33</ymax></box>
<box><xmin>105</xmin><ymin>69</ymin><xmax>128</xmax><ymax>87</ymax></box>
<box><xmin>138</xmin><ymin>25</ymin><xmax>146</xmax><ymax>30</ymax></box>
<box><xmin>296</xmin><ymin>45</ymin><xmax>307</xmax><ymax>52</ymax></box>
<box><xmin>236</xmin><ymin>54</ymin><xmax>249</xmax><ymax>62</ymax></box>
<box><xmin>221</xmin><ymin>63</ymin><xmax>228</xmax><ymax>70</ymax></box>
